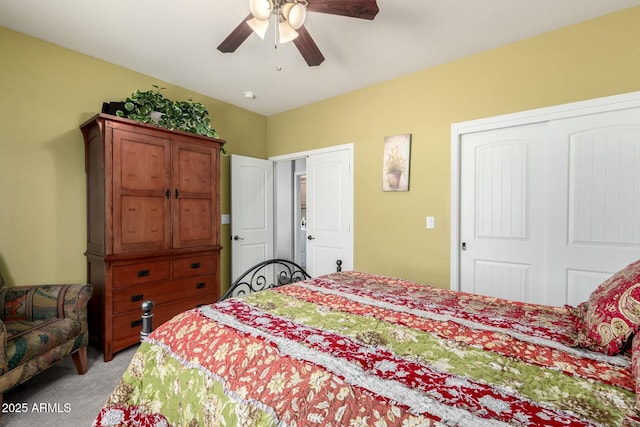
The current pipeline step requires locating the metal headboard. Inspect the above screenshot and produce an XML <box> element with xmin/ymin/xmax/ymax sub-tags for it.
<box><xmin>219</xmin><ymin>258</ymin><xmax>311</xmax><ymax>301</ymax></box>
<box><xmin>140</xmin><ymin>259</ymin><xmax>342</xmax><ymax>342</ymax></box>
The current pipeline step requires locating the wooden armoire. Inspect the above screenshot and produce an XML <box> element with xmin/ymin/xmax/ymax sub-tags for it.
<box><xmin>80</xmin><ymin>114</ymin><xmax>224</xmax><ymax>361</ymax></box>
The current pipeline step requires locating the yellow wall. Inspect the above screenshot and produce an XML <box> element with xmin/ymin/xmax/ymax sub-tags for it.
<box><xmin>0</xmin><ymin>27</ymin><xmax>267</xmax><ymax>288</ymax></box>
<box><xmin>1</xmin><ymin>7</ymin><xmax>640</xmax><ymax>291</ymax></box>
<box><xmin>267</xmin><ymin>7</ymin><xmax>640</xmax><ymax>287</ymax></box>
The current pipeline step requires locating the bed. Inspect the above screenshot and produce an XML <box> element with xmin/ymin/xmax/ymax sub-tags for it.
<box><xmin>93</xmin><ymin>259</ymin><xmax>640</xmax><ymax>427</ymax></box>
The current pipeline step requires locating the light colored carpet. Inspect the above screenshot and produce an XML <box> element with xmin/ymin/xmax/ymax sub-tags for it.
<box><xmin>1</xmin><ymin>344</ymin><xmax>138</xmax><ymax>427</ymax></box>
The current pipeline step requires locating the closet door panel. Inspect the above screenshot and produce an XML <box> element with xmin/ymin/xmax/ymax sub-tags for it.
<box><xmin>459</xmin><ymin>123</ymin><xmax>548</xmax><ymax>304</ymax></box>
<box><xmin>547</xmin><ymin>107</ymin><xmax>640</xmax><ymax>304</ymax></box>
<box><xmin>568</xmin><ymin>126</ymin><xmax>640</xmax><ymax>245</ymax></box>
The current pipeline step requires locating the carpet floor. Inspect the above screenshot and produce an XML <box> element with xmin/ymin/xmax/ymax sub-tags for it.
<box><xmin>1</xmin><ymin>344</ymin><xmax>138</xmax><ymax>427</ymax></box>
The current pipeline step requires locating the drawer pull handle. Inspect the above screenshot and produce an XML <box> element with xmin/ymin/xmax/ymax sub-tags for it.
<box><xmin>131</xmin><ymin>319</ymin><xmax>143</xmax><ymax>328</ymax></box>
<box><xmin>131</xmin><ymin>294</ymin><xmax>144</xmax><ymax>302</ymax></box>
<box><xmin>191</xmin><ymin>262</ymin><xmax>201</xmax><ymax>269</ymax></box>
<box><xmin>196</xmin><ymin>282</ymin><xmax>206</xmax><ymax>289</ymax></box>
<box><xmin>137</xmin><ymin>269</ymin><xmax>150</xmax><ymax>277</ymax></box>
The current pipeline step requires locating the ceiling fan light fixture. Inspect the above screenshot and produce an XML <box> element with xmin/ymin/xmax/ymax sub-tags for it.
<box><xmin>246</xmin><ymin>16</ymin><xmax>270</xmax><ymax>39</ymax></box>
<box><xmin>285</xmin><ymin>2</ymin><xmax>307</xmax><ymax>29</ymax></box>
<box><xmin>249</xmin><ymin>0</ymin><xmax>272</xmax><ymax>20</ymax></box>
<box><xmin>278</xmin><ymin>20</ymin><xmax>299</xmax><ymax>43</ymax></box>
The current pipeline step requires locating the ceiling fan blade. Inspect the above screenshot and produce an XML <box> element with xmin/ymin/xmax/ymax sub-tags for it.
<box><xmin>217</xmin><ymin>14</ymin><xmax>254</xmax><ymax>53</ymax></box>
<box><xmin>307</xmin><ymin>0</ymin><xmax>379</xmax><ymax>20</ymax></box>
<box><xmin>293</xmin><ymin>26</ymin><xmax>325</xmax><ymax>67</ymax></box>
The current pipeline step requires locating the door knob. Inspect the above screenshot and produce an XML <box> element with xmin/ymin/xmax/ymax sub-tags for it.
<box><xmin>233</xmin><ymin>235</ymin><xmax>244</xmax><ymax>241</ymax></box>
<box><xmin>307</xmin><ymin>235</ymin><xmax>315</xmax><ymax>240</ymax></box>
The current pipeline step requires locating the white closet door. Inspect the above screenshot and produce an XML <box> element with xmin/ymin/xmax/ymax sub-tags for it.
<box><xmin>547</xmin><ymin>108</ymin><xmax>640</xmax><ymax>305</ymax></box>
<box><xmin>460</xmin><ymin>123</ymin><xmax>548</xmax><ymax>304</ymax></box>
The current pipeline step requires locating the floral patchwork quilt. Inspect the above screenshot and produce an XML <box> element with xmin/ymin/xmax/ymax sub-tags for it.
<box><xmin>93</xmin><ymin>271</ymin><xmax>639</xmax><ymax>426</ymax></box>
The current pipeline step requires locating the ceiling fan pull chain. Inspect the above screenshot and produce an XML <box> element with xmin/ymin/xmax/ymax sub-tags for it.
<box><xmin>275</xmin><ymin>43</ymin><xmax>282</xmax><ymax>71</ymax></box>
<box><xmin>274</xmin><ymin>8</ymin><xmax>282</xmax><ymax>71</ymax></box>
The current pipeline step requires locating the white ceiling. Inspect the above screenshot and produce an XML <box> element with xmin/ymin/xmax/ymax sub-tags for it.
<box><xmin>2</xmin><ymin>0</ymin><xmax>639</xmax><ymax>116</ymax></box>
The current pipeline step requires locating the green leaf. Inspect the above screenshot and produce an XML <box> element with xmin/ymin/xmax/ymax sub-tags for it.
<box><xmin>119</xmin><ymin>86</ymin><xmax>219</xmax><ymax>141</ymax></box>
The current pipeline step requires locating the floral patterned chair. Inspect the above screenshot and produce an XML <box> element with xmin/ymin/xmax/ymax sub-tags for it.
<box><xmin>0</xmin><ymin>273</ymin><xmax>92</xmax><ymax>404</ymax></box>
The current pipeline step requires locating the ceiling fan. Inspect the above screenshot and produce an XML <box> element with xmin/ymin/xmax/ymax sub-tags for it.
<box><xmin>217</xmin><ymin>0</ymin><xmax>379</xmax><ymax>66</ymax></box>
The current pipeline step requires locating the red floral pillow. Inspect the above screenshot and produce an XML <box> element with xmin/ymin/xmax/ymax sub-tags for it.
<box><xmin>574</xmin><ymin>259</ymin><xmax>640</xmax><ymax>355</ymax></box>
<box><xmin>632</xmin><ymin>334</ymin><xmax>640</xmax><ymax>412</ymax></box>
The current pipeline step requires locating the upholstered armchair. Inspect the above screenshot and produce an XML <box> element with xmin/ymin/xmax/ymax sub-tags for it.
<box><xmin>0</xmin><ymin>275</ymin><xmax>92</xmax><ymax>404</ymax></box>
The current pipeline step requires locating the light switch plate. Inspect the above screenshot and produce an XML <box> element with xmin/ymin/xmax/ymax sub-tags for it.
<box><xmin>221</xmin><ymin>214</ymin><xmax>230</xmax><ymax>224</ymax></box>
<box><xmin>426</xmin><ymin>216</ymin><xmax>435</xmax><ymax>229</ymax></box>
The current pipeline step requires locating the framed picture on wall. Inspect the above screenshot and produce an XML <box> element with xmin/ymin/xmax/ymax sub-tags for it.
<box><xmin>383</xmin><ymin>134</ymin><xmax>411</xmax><ymax>191</ymax></box>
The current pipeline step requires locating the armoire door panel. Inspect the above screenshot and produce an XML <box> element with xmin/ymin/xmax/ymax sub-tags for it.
<box><xmin>176</xmin><ymin>199</ymin><xmax>212</xmax><ymax>242</ymax></box>
<box><xmin>120</xmin><ymin>137</ymin><xmax>169</xmax><ymax>192</ymax></box>
<box><xmin>175</xmin><ymin>148</ymin><xmax>213</xmax><ymax>194</ymax></box>
<box><xmin>113</xmin><ymin>129</ymin><xmax>171</xmax><ymax>253</ymax></box>
<box><xmin>119</xmin><ymin>196</ymin><xmax>167</xmax><ymax>248</ymax></box>
<box><xmin>172</xmin><ymin>140</ymin><xmax>218</xmax><ymax>248</ymax></box>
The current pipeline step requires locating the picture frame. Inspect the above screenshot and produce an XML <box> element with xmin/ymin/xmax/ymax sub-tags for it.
<box><xmin>382</xmin><ymin>134</ymin><xmax>411</xmax><ymax>191</ymax></box>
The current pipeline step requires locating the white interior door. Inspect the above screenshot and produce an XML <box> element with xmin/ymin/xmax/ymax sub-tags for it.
<box><xmin>230</xmin><ymin>155</ymin><xmax>273</xmax><ymax>281</ymax></box>
<box><xmin>306</xmin><ymin>149</ymin><xmax>353</xmax><ymax>276</ymax></box>
<box><xmin>460</xmin><ymin>123</ymin><xmax>548</xmax><ymax>304</ymax></box>
<box><xmin>547</xmin><ymin>108</ymin><xmax>640</xmax><ymax>305</ymax></box>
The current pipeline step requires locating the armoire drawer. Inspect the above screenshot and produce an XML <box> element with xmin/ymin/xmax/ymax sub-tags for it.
<box><xmin>172</xmin><ymin>255</ymin><xmax>216</xmax><ymax>278</ymax></box>
<box><xmin>112</xmin><ymin>260</ymin><xmax>171</xmax><ymax>287</ymax></box>
<box><xmin>112</xmin><ymin>275</ymin><xmax>216</xmax><ymax>314</ymax></box>
<box><xmin>112</xmin><ymin>295</ymin><xmax>215</xmax><ymax>351</ymax></box>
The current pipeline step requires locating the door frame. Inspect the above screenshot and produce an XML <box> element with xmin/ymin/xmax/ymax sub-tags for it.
<box><xmin>270</xmin><ymin>143</ymin><xmax>354</xmax><ymax>273</ymax></box>
<box><xmin>450</xmin><ymin>90</ymin><xmax>640</xmax><ymax>291</ymax></box>
<box><xmin>293</xmin><ymin>170</ymin><xmax>307</xmax><ymax>267</ymax></box>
